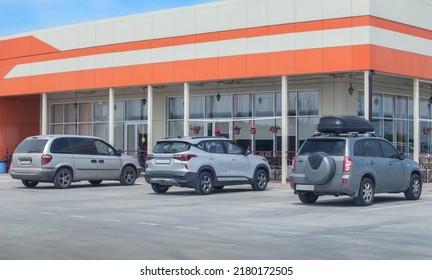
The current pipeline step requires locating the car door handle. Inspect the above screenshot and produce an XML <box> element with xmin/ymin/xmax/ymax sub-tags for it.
<box><xmin>231</xmin><ymin>158</ymin><xmax>237</xmax><ymax>161</ymax></box>
<box><xmin>91</xmin><ymin>159</ymin><xmax>97</xmax><ymax>163</ymax></box>
<box><xmin>369</xmin><ymin>160</ymin><xmax>375</xmax><ymax>165</ymax></box>
<box><xmin>209</xmin><ymin>157</ymin><xmax>214</xmax><ymax>160</ymax></box>
<box><xmin>99</xmin><ymin>160</ymin><xmax>104</xmax><ymax>163</ymax></box>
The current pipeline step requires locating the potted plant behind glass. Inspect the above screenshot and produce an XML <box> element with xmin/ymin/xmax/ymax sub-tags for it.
<box><xmin>191</xmin><ymin>126</ymin><xmax>201</xmax><ymax>135</ymax></box>
<box><xmin>233</xmin><ymin>126</ymin><xmax>241</xmax><ymax>135</ymax></box>
<box><xmin>269</xmin><ymin>125</ymin><xmax>280</xmax><ymax>133</ymax></box>
<box><xmin>214</xmin><ymin>128</ymin><xmax>222</xmax><ymax>136</ymax></box>
<box><xmin>249</xmin><ymin>125</ymin><xmax>256</xmax><ymax>134</ymax></box>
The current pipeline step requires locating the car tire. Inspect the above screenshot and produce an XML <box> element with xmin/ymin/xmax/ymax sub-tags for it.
<box><xmin>195</xmin><ymin>172</ymin><xmax>213</xmax><ymax>195</ymax></box>
<box><xmin>354</xmin><ymin>177</ymin><xmax>374</xmax><ymax>206</ymax></box>
<box><xmin>54</xmin><ymin>168</ymin><xmax>72</xmax><ymax>189</ymax></box>
<box><xmin>22</xmin><ymin>180</ymin><xmax>38</xmax><ymax>188</ymax></box>
<box><xmin>151</xmin><ymin>184</ymin><xmax>169</xmax><ymax>194</ymax></box>
<box><xmin>120</xmin><ymin>166</ymin><xmax>137</xmax><ymax>185</ymax></box>
<box><xmin>304</xmin><ymin>152</ymin><xmax>336</xmax><ymax>185</ymax></box>
<box><xmin>251</xmin><ymin>169</ymin><xmax>268</xmax><ymax>191</ymax></box>
<box><xmin>89</xmin><ymin>180</ymin><xmax>102</xmax><ymax>185</ymax></box>
<box><xmin>404</xmin><ymin>174</ymin><xmax>422</xmax><ymax>200</ymax></box>
<box><xmin>298</xmin><ymin>192</ymin><xmax>319</xmax><ymax>204</ymax></box>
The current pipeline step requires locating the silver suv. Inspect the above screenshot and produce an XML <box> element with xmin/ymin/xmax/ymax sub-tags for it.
<box><xmin>10</xmin><ymin>135</ymin><xmax>142</xmax><ymax>188</ymax></box>
<box><xmin>144</xmin><ymin>136</ymin><xmax>270</xmax><ymax>195</ymax></box>
<box><xmin>290</xmin><ymin>115</ymin><xmax>422</xmax><ymax>206</ymax></box>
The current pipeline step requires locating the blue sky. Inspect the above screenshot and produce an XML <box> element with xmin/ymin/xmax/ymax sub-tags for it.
<box><xmin>0</xmin><ymin>0</ymin><xmax>219</xmax><ymax>37</ymax></box>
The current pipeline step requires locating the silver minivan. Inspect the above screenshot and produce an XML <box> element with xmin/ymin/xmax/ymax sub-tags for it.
<box><xmin>10</xmin><ymin>135</ymin><xmax>142</xmax><ymax>188</ymax></box>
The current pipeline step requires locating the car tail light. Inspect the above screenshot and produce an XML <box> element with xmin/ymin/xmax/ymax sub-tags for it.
<box><xmin>292</xmin><ymin>156</ymin><xmax>297</xmax><ymax>171</ymax></box>
<box><xmin>146</xmin><ymin>154</ymin><xmax>154</xmax><ymax>160</ymax></box>
<box><xmin>343</xmin><ymin>156</ymin><xmax>352</xmax><ymax>172</ymax></box>
<box><xmin>41</xmin><ymin>154</ymin><xmax>53</xmax><ymax>165</ymax></box>
<box><xmin>172</xmin><ymin>154</ymin><xmax>197</xmax><ymax>161</ymax></box>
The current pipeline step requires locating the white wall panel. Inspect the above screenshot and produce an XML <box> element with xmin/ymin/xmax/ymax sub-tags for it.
<box><xmin>195</xmin><ymin>41</ymin><xmax>218</xmax><ymax>59</ymax></box>
<box><xmin>352</xmin><ymin>0</ymin><xmax>369</xmax><ymax>16</ymax></box>
<box><xmin>195</xmin><ymin>6</ymin><xmax>219</xmax><ymax>34</ymax></box>
<box><xmin>113</xmin><ymin>20</ymin><xmax>133</xmax><ymax>44</ymax></box>
<box><xmin>218</xmin><ymin>2</ymin><xmax>247</xmax><ymax>31</ymax></box>
<box><xmin>351</xmin><ymin>26</ymin><xmax>370</xmax><ymax>46</ymax></box>
<box><xmin>152</xmin><ymin>13</ymin><xmax>174</xmax><ymax>39</ymax></box>
<box><xmin>247</xmin><ymin>36</ymin><xmax>268</xmax><ymax>54</ymax></box>
<box><xmin>173</xmin><ymin>10</ymin><xmax>196</xmax><ymax>37</ymax></box>
<box><xmin>296</xmin><ymin>30</ymin><xmax>323</xmax><ymax>50</ymax></box>
<box><xmin>95</xmin><ymin>22</ymin><xmax>114</xmax><ymax>47</ymax></box>
<box><xmin>218</xmin><ymin>38</ymin><xmax>247</xmax><ymax>57</ymax></box>
<box><xmin>113</xmin><ymin>51</ymin><xmax>132</xmax><ymax>67</ymax></box>
<box><xmin>151</xmin><ymin>46</ymin><xmax>173</xmax><ymax>63</ymax></box>
<box><xmin>62</xmin><ymin>28</ymin><xmax>78</xmax><ymax>50</ymax></box>
<box><xmin>323</xmin><ymin>0</ymin><xmax>352</xmax><ymax>19</ymax></box>
<box><xmin>132</xmin><ymin>16</ymin><xmax>153</xmax><ymax>41</ymax></box>
<box><xmin>267</xmin><ymin>0</ymin><xmax>295</xmax><ymax>26</ymax></box>
<box><xmin>246</xmin><ymin>0</ymin><xmax>268</xmax><ymax>28</ymax></box>
<box><xmin>173</xmin><ymin>44</ymin><xmax>195</xmax><ymax>61</ymax></box>
<box><xmin>295</xmin><ymin>0</ymin><xmax>323</xmax><ymax>22</ymax></box>
<box><xmin>323</xmin><ymin>28</ymin><xmax>352</xmax><ymax>48</ymax></box>
<box><xmin>79</xmin><ymin>26</ymin><xmax>96</xmax><ymax>49</ymax></box>
<box><xmin>268</xmin><ymin>33</ymin><xmax>295</xmax><ymax>53</ymax></box>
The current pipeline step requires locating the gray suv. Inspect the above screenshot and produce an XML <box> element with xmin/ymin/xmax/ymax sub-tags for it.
<box><xmin>10</xmin><ymin>135</ymin><xmax>142</xmax><ymax>188</ymax></box>
<box><xmin>290</xmin><ymin>115</ymin><xmax>422</xmax><ymax>206</ymax></box>
<box><xmin>144</xmin><ymin>136</ymin><xmax>270</xmax><ymax>195</ymax></box>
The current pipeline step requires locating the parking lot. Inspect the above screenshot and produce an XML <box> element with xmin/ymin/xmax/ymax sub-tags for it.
<box><xmin>1</xmin><ymin>173</ymin><xmax>432</xmax><ymax>260</ymax></box>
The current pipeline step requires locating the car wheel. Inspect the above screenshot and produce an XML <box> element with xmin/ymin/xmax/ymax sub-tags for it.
<box><xmin>404</xmin><ymin>174</ymin><xmax>422</xmax><ymax>200</ymax></box>
<box><xmin>89</xmin><ymin>180</ymin><xmax>102</xmax><ymax>185</ymax></box>
<box><xmin>213</xmin><ymin>186</ymin><xmax>224</xmax><ymax>190</ymax></box>
<box><xmin>151</xmin><ymin>184</ymin><xmax>169</xmax><ymax>194</ymax></box>
<box><xmin>120</xmin><ymin>166</ymin><xmax>137</xmax><ymax>185</ymax></box>
<box><xmin>354</xmin><ymin>177</ymin><xmax>374</xmax><ymax>206</ymax></box>
<box><xmin>251</xmin><ymin>169</ymin><xmax>268</xmax><ymax>191</ymax></box>
<box><xmin>54</xmin><ymin>168</ymin><xmax>72</xmax><ymax>189</ymax></box>
<box><xmin>22</xmin><ymin>180</ymin><xmax>38</xmax><ymax>188</ymax></box>
<box><xmin>195</xmin><ymin>172</ymin><xmax>213</xmax><ymax>195</ymax></box>
<box><xmin>298</xmin><ymin>192</ymin><xmax>319</xmax><ymax>204</ymax></box>
<box><xmin>304</xmin><ymin>152</ymin><xmax>336</xmax><ymax>184</ymax></box>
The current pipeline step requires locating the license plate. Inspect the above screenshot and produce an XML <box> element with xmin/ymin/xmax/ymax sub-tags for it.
<box><xmin>155</xmin><ymin>159</ymin><xmax>171</xmax><ymax>164</ymax></box>
<box><xmin>20</xmin><ymin>160</ymin><xmax>31</xmax><ymax>165</ymax></box>
<box><xmin>296</xmin><ymin>184</ymin><xmax>314</xmax><ymax>191</ymax></box>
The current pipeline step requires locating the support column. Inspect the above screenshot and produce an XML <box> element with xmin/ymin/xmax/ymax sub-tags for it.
<box><xmin>108</xmin><ymin>88</ymin><xmax>115</xmax><ymax>145</ymax></box>
<box><xmin>41</xmin><ymin>93</ymin><xmax>48</xmax><ymax>135</ymax></box>
<box><xmin>413</xmin><ymin>78</ymin><xmax>420</xmax><ymax>163</ymax></box>
<box><xmin>183</xmin><ymin>82</ymin><xmax>190</xmax><ymax>137</ymax></box>
<box><xmin>147</xmin><ymin>85</ymin><xmax>153</xmax><ymax>152</ymax></box>
<box><xmin>281</xmin><ymin>76</ymin><xmax>288</xmax><ymax>184</ymax></box>
<box><xmin>364</xmin><ymin>71</ymin><xmax>370</xmax><ymax>121</ymax></box>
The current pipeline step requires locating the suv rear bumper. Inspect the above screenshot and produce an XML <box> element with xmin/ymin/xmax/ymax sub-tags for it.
<box><xmin>10</xmin><ymin>169</ymin><xmax>56</xmax><ymax>182</ymax></box>
<box><xmin>144</xmin><ymin>171</ymin><xmax>198</xmax><ymax>187</ymax></box>
<box><xmin>290</xmin><ymin>174</ymin><xmax>361</xmax><ymax>197</ymax></box>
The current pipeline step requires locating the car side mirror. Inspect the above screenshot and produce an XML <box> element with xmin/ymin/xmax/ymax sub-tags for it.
<box><xmin>245</xmin><ymin>150</ymin><xmax>250</xmax><ymax>156</ymax></box>
<box><xmin>399</xmin><ymin>153</ymin><xmax>406</xmax><ymax>160</ymax></box>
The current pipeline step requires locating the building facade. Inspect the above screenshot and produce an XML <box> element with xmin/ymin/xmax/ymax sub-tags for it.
<box><xmin>1</xmin><ymin>0</ymin><xmax>432</xmax><ymax>181</ymax></box>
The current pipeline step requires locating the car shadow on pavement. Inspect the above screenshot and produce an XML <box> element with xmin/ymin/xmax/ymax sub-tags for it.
<box><xmin>15</xmin><ymin>182</ymin><xmax>141</xmax><ymax>190</ymax></box>
<box><xmin>149</xmin><ymin>187</ymin><xmax>253</xmax><ymax>196</ymax></box>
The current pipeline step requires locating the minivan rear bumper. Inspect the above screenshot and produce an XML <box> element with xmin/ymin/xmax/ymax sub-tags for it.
<box><xmin>144</xmin><ymin>171</ymin><xmax>197</xmax><ymax>187</ymax></box>
<box><xmin>10</xmin><ymin>169</ymin><xmax>56</xmax><ymax>182</ymax></box>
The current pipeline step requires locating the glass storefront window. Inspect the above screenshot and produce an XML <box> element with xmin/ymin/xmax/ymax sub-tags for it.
<box><xmin>169</xmin><ymin>97</ymin><xmax>184</xmax><ymax>119</ymax></box>
<box><xmin>395</xmin><ymin>95</ymin><xmax>407</xmax><ymax>119</ymax></box>
<box><xmin>125</xmin><ymin>99</ymin><xmax>147</xmax><ymax>121</ymax></box>
<box><xmin>206</xmin><ymin>94</ymin><xmax>232</xmax><ymax>118</ymax></box>
<box><xmin>94</xmin><ymin>101</ymin><xmax>108</xmax><ymax>121</ymax></box>
<box><xmin>94</xmin><ymin>123</ymin><xmax>108</xmax><ymax>140</ymax></box>
<box><xmin>372</xmin><ymin>94</ymin><xmax>382</xmax><ymax>117</ymax></box>
<box><xmin>65</xmin><ymin>103</ymin><xmax>76</xmax><ymax>123</ymax></box>
<box><xmin>383</xmin><ymin>94</ymin><xmax>394</xmax><ymax>118</ymax></box>
<box><xmin>168</xmin><ymin>121</ymin><xmax>184</xmax><ymax>137</ymax></box>
<box><xmin>288</xmin><ymin>91</ymin><xmax>296</xmax><ymax>116</ymax></box>
<box><xmin>51</xmin><ymin>104</ymin><xmax>63</xmax><ymax>123</ymax></box>
<box><xmin>233</xmin><ymin>93</ymin><xmax>252</xmax><ymax>117</ymax></box>
<box><xmin>79</xmin><ymin>102</ymin><xmax>92</xmax><ymax>122</ymax></box>
<box><xmin>254</xmin><ymin>92</ymin><xmax>274</xmax><ymax>117</ymax></box>
<box><xmin>298</xmin><ymin>90</ymin><xmax>318</xmax><ymax>116</ymax></box>
<box><xmin>115</xmin><ymin>101</ymin><xmax>124</xmax><ymax>121</ymax></box>
<box><xmin>190</xmin><ymin>96</ymin><xmax>205</xmax><ymax>119</ymax></box>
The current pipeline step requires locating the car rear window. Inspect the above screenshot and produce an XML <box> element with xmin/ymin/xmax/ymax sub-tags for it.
<box><xmin>153</xmin><ymin>141</ymin><xmax>190</xmax><ymax>153</ymax></box>
<box><xmin>298</xmin><ymin>139</ymin><xmax>346</xmax><ymax>156</ymax></box>
<box><xmin>15</xmin><ymin>139</ymin><xmax>48</xmax><ymax>153</ymax></box>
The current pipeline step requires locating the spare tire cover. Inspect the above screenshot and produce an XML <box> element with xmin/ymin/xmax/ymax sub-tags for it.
<box><xmin>304</xmin><ymin>152</ymin><xmax>336</xmax><ymax>185</ymax></box>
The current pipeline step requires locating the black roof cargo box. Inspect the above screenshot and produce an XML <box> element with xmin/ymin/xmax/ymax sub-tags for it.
<box><xmin>317</xmin><ymin>115</ymin><xmax>374</xmax><ymax>134</ymax></box>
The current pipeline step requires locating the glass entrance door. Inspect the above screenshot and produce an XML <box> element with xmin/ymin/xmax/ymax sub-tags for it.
<box><xmin>125</xmin><ymin>123</ymin><xmax>147</xmax><ymax>167</ymax></box>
